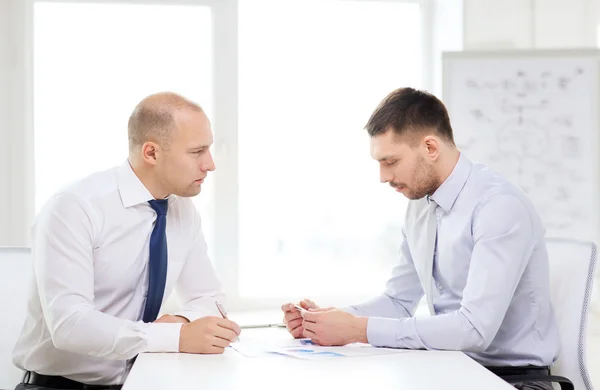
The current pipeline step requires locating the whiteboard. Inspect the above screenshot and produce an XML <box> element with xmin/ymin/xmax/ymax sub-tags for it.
<box><xmin>443</xmin><ymin>49</ymin><xmax>600</xmax><ymax>242</ymax></box>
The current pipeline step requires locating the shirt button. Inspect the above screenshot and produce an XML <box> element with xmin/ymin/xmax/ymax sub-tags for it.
<box><xmin>437</xmin><ymin>285</ymin><xmax>444</xmax><ymax>291</ymax></box>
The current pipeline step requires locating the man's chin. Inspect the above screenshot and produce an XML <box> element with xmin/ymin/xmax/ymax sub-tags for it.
<box><xmin>174</xmin><ymin>187</ymin><xmax>202</xmax><ymax>198</ymax></box>
<box><xmin>189</xmin><ymin>187</ymin><xmax>202</xmax><ymax>197</ymax></box>
<box><xmin>403</xmin><ymin>190</ymin><xmax>426</xmax><ymax>200</ymax></box>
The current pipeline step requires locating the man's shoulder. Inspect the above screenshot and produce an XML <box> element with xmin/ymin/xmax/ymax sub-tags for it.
<box><xmin>41</xmin><ymin>166</ymin><xmax>120</xmax><ymax>212</ymax></box>
<box><xmin>465</xmin><ymin>161</ymin><xmax>530</xmax><ymax>204</ymax></box>
<box><xmin>65</xmin><ymin>166</ymin><xmax>119</xmax><ymax>202</ymax></box>
<box><xmin>464</xmin><ymin>162</ymin><xmax>541</xmax><ymax>227</ymax></box>
<box><xmin>66</xmin><ymin>166</ymin><xmax>119</xmax><ymax>194</ymax></box>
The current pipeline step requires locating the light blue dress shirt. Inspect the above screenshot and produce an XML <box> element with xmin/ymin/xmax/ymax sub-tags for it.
<box><xmin>346</xmin><ymin>153</ymin><xmax>560</xmax><ymax>367</ymax></box>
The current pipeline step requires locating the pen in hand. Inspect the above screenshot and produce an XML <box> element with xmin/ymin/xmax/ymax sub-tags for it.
<box><xmin>215</xmin><ymin>301</ymin><xmax>240</xmax><ymax>342</ymax></box>
<box><xmin>293</xmin><ymin>304</ymin><xmax>308</xmax><ymax>317</ymax></box>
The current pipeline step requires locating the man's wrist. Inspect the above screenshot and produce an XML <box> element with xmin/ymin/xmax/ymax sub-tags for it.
<box><xmin>178</xmin><ymin>322</ymin><xmax>188</xmax><ymax>352</ymax></box>
<box><xmin>352</xmin><ymin>316</ymin><xmax>369</xmax><ymax>344</ymax></box>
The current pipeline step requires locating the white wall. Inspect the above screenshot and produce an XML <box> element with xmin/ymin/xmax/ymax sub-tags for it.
<box><xmin>431</xmin><ymin>0</ymin><xmax>464</xmax><ymax>96</ymax></box>
<box><xmin>0</xmin><ymin>2</ymin><xmax>12</xmax><ymax>245</ymax></box>
<box><xmin>463</xmin><ymin>0</ymin><xmax>598</xmax><ymax>49</ymax></box>
<box><xmin>0</xmin><ymin>0</ymin><xmax>34</xmax><ymax>247</ymax></box>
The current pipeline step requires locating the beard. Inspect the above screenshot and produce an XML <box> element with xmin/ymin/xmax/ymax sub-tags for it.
<box><xmin>391</xmin><ymin>155</ymin><xmax>441</xmax><ymax>200</ymax></box>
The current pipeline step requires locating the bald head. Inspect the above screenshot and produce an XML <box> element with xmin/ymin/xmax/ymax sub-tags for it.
<box><xmin>128</xmin><ymin>92</ymin><xmax>205</xmax><ymax>153</ymax></box>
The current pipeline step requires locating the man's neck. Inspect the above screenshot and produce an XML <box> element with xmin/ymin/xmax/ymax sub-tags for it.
<box><xmin>128</xmin><ymin>157</ymin><xmax>169</xmax><ymax>200</ymax></box>
<box><xmin>436</xmin><ymin>149</ymin><xmax>461</xmax><ymax>186</ymax></box>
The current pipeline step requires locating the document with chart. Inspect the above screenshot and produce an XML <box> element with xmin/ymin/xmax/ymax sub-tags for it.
<box><xmin>230</xmin><ymin>338</ymin><xmax>408</xmax><ymax>359</ymax></box>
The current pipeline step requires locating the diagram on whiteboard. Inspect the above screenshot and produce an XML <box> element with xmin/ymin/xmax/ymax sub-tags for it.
<box><xmin>445</xmin><ymin>55</ymin><xmax>599</xmax><ymax>240</ymax></box>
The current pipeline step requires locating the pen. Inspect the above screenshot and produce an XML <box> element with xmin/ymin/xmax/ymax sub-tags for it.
<box><xmin>240</xmin><ymin>323</ymin><xmax>286</xmax><ymax>329</ymax></box>
<box><xmin>293</xmin><ymin>304</ymin><xmax>308</xmax><ymax>315</ymax></box>
<box><xmin>215</xmin><ymin>301</ymin><xmax>240</xmax><ymax>342</ymax></box>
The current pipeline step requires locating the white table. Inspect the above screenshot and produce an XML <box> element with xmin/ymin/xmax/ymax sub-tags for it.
<box><xmin>123</xmin><ymin>328</ymin><xmax>514</xmax><ymax>390</ymax></box>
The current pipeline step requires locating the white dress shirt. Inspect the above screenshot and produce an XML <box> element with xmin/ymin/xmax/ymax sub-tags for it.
<box><xmin>346</xmin><ymin>153</ymin><xmax>560</xmax><ymax>367</ymax></box>
<box><xmin>13</xmin><ymin>160</ymin><xmax>224</xmax><ymax>385</ymax></box>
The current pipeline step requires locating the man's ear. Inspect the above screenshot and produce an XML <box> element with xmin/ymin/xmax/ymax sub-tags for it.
<box><xmin>142</xmin><ymin>141</ymin><xmax>160</xmax><ymax>165</ymax></box>
<box><xmin>422</xmin><ymin>135</ymin><xmax>441</xmax><ymax>161</ymax></box>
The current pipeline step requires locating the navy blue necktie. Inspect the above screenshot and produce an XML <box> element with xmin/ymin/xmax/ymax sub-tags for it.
<box><xmin>143</xmin><ymin>199</ymin><xmax>169</xmax><ymax>323</ymax></box>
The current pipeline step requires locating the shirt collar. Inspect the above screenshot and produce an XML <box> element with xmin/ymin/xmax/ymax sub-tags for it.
<box><xmin>429</xmin><ymin>153</ymin><xmax>472</xmax><ymax>213</ymax></box>
<box><xmin>116</xmin><ymin>160</ymin><xmax>176</xmax><ymax>208</ymax></box>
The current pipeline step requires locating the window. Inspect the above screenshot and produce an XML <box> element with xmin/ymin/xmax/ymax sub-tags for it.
<box><xmin>238</xmin><ymin>0</ymin><xmax>422</xmax><ymax>303</ymax></box>
<box><xmin>33</xmin><ymin>2</ymin><xmax>215</xmax><ymax>257</ymax></box>
<box><xmin>33</xmin><ymin>0</ymin><xmax>425</xmax><ymax>309</ymax></box>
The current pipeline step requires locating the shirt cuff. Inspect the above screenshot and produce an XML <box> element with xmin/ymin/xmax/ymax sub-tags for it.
<box><xmin>366</xmin><ymin>316</ymin><xmax>423</xmax><ymax>349</ymax></box>
<box><xmin>144</xmin><ymin>323</ymin><xmax>184</xmax><ymax>352</ymax></box>
<box><xmin>366</xmin><ymin>317</ymin><xmax>400</xmax><ymax>347</ymax></box>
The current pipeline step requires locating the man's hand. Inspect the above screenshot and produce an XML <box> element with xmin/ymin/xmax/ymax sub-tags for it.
<box><xmin>281</xmin><ymin>299</ymin><xmax>319</xmax><ymax>338</ymax></box>
<box><xmin>154</xmin><ymin>314</ymin><xmax>189</xmax><ymax>324</ymax></box>
<box><xmin>302</xmin><ymin>309</ymin><xmax>368</xmax><ymax>346</ymax></box>
<box><xmin>179</xmin><ymin>316</ymin><xmax>241</xmax><ymax>354</ymax></box>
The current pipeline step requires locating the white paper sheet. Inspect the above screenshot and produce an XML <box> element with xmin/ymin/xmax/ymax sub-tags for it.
<box><xmin>230</xmin><ymin>339</ymin><xmax>269</xmax><ymax>357</ymax></box>
<box><xmin>230</xmin><ymin>338</ymin><xmax>407</xmax><ymax>359</ymax></box>
<box><xmin>271</xmin><ymin>340</ymin><xmax>408</xmax><ymax>360</ymax></box>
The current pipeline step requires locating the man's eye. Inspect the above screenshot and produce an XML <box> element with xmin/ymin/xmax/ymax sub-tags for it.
<box><xmin>387</xmin><ymin>160</ymin><xmax>397</xmax><ymax>166</ymax></box>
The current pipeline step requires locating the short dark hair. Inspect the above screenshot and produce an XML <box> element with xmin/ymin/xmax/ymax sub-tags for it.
<box><xmin>365</xmin><ymin>87</ymin><xmax>455</xmax><ymax>145</ymax></box>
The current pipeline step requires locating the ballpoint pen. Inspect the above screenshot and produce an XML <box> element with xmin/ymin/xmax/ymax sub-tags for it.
<box><xmin>240</xmin><ymin>323</ymin><xmax>286</xmax><ymax>329</ymax></box>
<box><xmin>294</xmin><ymin>304</ymin><xmax>308</xmax><ymax>315</ymax></box>
<box><xmin>215</xmin><ymin>301</ymin><xmax>240</xmax><ymax>341</ymax></box>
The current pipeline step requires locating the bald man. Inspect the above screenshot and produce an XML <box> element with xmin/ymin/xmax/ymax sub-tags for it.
<box><xmin>12</xmin><ymin>93</ymin><xmax>240</xmax><ymax>390</ymax></box>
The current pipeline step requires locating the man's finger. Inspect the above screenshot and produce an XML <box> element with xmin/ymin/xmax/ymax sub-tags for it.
<box><xmin>215</xmin><ymin>327</ymin><xmax>238</xmax><ymax>342</ymax></box>
<box><xmin>310</xmin><ymin>337</ymin><xmax>324</xmax><ymax>346</ymax></box>
<box><xmin>281</xmin><ymin>303</ymin><xmax>297</xmax><ymax>313</ymax></box>
<box><xmin>216</xmin><ymin>318</ymin><xmax>241</xmax><ymax>335</ymax></box>
<box><xmin>302</xmin><ymin>310</ymin><xmax>320</xmax><ymax>323</ymax></box>
<box><xmin>290</xmin><ymin>325</ymin><xmax>304</xmax><ymax>338</ymax></box>
<box><xmin>286</xmin><ymin>317</ymin><xmax>302</xmax><ymax>330</ymax></box>
<box><xmin>284</xmin><ymin>311</ymin><xmax>302</xmax><ymax>323</ymax></box>
<box><xmin>283</xmin><ymin>312</ymin><xmax>302</xmax><ymax>327</ymax></box>
<box><xmin>303</xmin><ymin>327</ymin><xmax>317</xmax><ymax>338</ymax></box>
<box><xmin>303</xmin><ymin>320</ymin><xmax>318</xmax><ymax>334</ymax></box>
<box><xmin>208</xmin><ymin>345</ymin><xmax>226</xmax><ymax>354</ymax></box>
<box><xmin>212</xmin><ymin>335</ymin><xmax>231</xmax><ymax>348</ymax></box>
<box><xmin>307</xmin><ymin>307</ymin><xmax>334</xmax><ymax>312</ymax></box>
<box><xmin>300</xmin><ymin>299</ymin><xmax>318</xmax><ymax>310</ymax></box>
